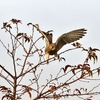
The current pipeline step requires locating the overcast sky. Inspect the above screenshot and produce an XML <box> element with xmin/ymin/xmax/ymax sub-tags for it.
<box><xmin>0</xmin><ymin>0</ymin><xmax>100</xmax><ymax>100</ymax></box>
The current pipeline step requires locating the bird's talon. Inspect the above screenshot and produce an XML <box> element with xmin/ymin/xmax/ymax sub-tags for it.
<box><xmin>54</xmin><ymin>57</ymin><xmax>56</xmax><ymax>60</ymax></box>
<box><xmin>46</xmin><ymin>60</ymin><xmax>49</xmax><ymax>64</ymax></box>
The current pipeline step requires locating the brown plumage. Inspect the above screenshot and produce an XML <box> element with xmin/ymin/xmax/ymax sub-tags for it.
<box><xmin>34</xmin><ymin>25</ymin><xmax>87</xmax><ymax>62</ymax></box>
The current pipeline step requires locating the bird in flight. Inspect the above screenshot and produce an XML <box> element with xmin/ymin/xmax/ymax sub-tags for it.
<box><xmin>34</xmin><ymin>24</ymin><xmax>87</xmax><ymax>63</ymax></box>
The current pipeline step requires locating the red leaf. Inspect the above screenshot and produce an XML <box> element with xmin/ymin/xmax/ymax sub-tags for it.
<box><xmin>74</xmin><ymin>88</ymin><xmax>81</xmax><ymax>94</ymax></box>
<box><xmin>27</xmin><ymin>91</ymin><xmax>32</xmax><ymax>98</ymax></box>
<box><xmin>62</xmin><ymin>65</ymin><xmax>71</xmax><ymax>73</ymax></box>
<box><xmin>10</xmin><ymin>18</ymin><xmax>22</xmax><ymax>24</ymax></box>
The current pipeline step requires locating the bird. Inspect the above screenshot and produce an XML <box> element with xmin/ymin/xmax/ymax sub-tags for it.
<box><xmin>34</xmin><ymin>24</ymin><xmax>87</xmax><ymax>63</ymax></box>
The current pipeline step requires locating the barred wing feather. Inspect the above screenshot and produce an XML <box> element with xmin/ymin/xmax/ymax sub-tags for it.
<box><xmin>55</xmin><ymin>28</ymin><xmax>87</xmax><ymax>51</ymax></box>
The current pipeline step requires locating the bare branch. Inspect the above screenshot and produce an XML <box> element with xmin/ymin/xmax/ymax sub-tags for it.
<box><xmin>0</xmin><ymin>65</ymin><xmax>13</xmax><ymax>78</ymax></box>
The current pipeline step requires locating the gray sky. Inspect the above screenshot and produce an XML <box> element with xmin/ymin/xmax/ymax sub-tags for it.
<box><xmin>0</xmin><ymin>0</ymin><xmax>100</xmax><ymax>100</ymax></box>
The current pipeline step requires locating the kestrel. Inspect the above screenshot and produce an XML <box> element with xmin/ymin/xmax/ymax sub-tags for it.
<box><xmin>34</xmin><ymin>25</ymin><xmax>87</xmax><ymax>62</ymax></box>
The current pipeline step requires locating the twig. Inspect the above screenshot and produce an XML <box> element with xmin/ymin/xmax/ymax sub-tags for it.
<box><xmin>0</xmin><ymin>65</ymin><xmax>13</xmax><ymax>78</ymax></box>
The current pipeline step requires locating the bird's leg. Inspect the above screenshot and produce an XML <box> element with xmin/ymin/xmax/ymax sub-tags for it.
<box><xmin>54</xmin><ymin>53</ymin><xmax>58</xmax><ymax>60</ymax></box>
<box><xmin>45</xmin><ymin>53</ymin><xmax>49</xmax><ymax>64</ymax></box>
<box><xmin>46</xmin><ymin>59</ymin><xmax>49</xmax><ymax>64</ymax></box>
<box><xmin>57</xmin><ymin>54</ymin><xmax>60</xmax><ymax>59</ymax></box>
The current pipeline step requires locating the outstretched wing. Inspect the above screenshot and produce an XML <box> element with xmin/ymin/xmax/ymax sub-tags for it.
<box><xmin>55</xmin><ymin>28</ymin><xmax>87</xmax><ymax>51</ymax></box>
<box><xmin>34</xmin><ymin>24</ymin><xmax>50</xmax><ymax>47</ymax></box>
